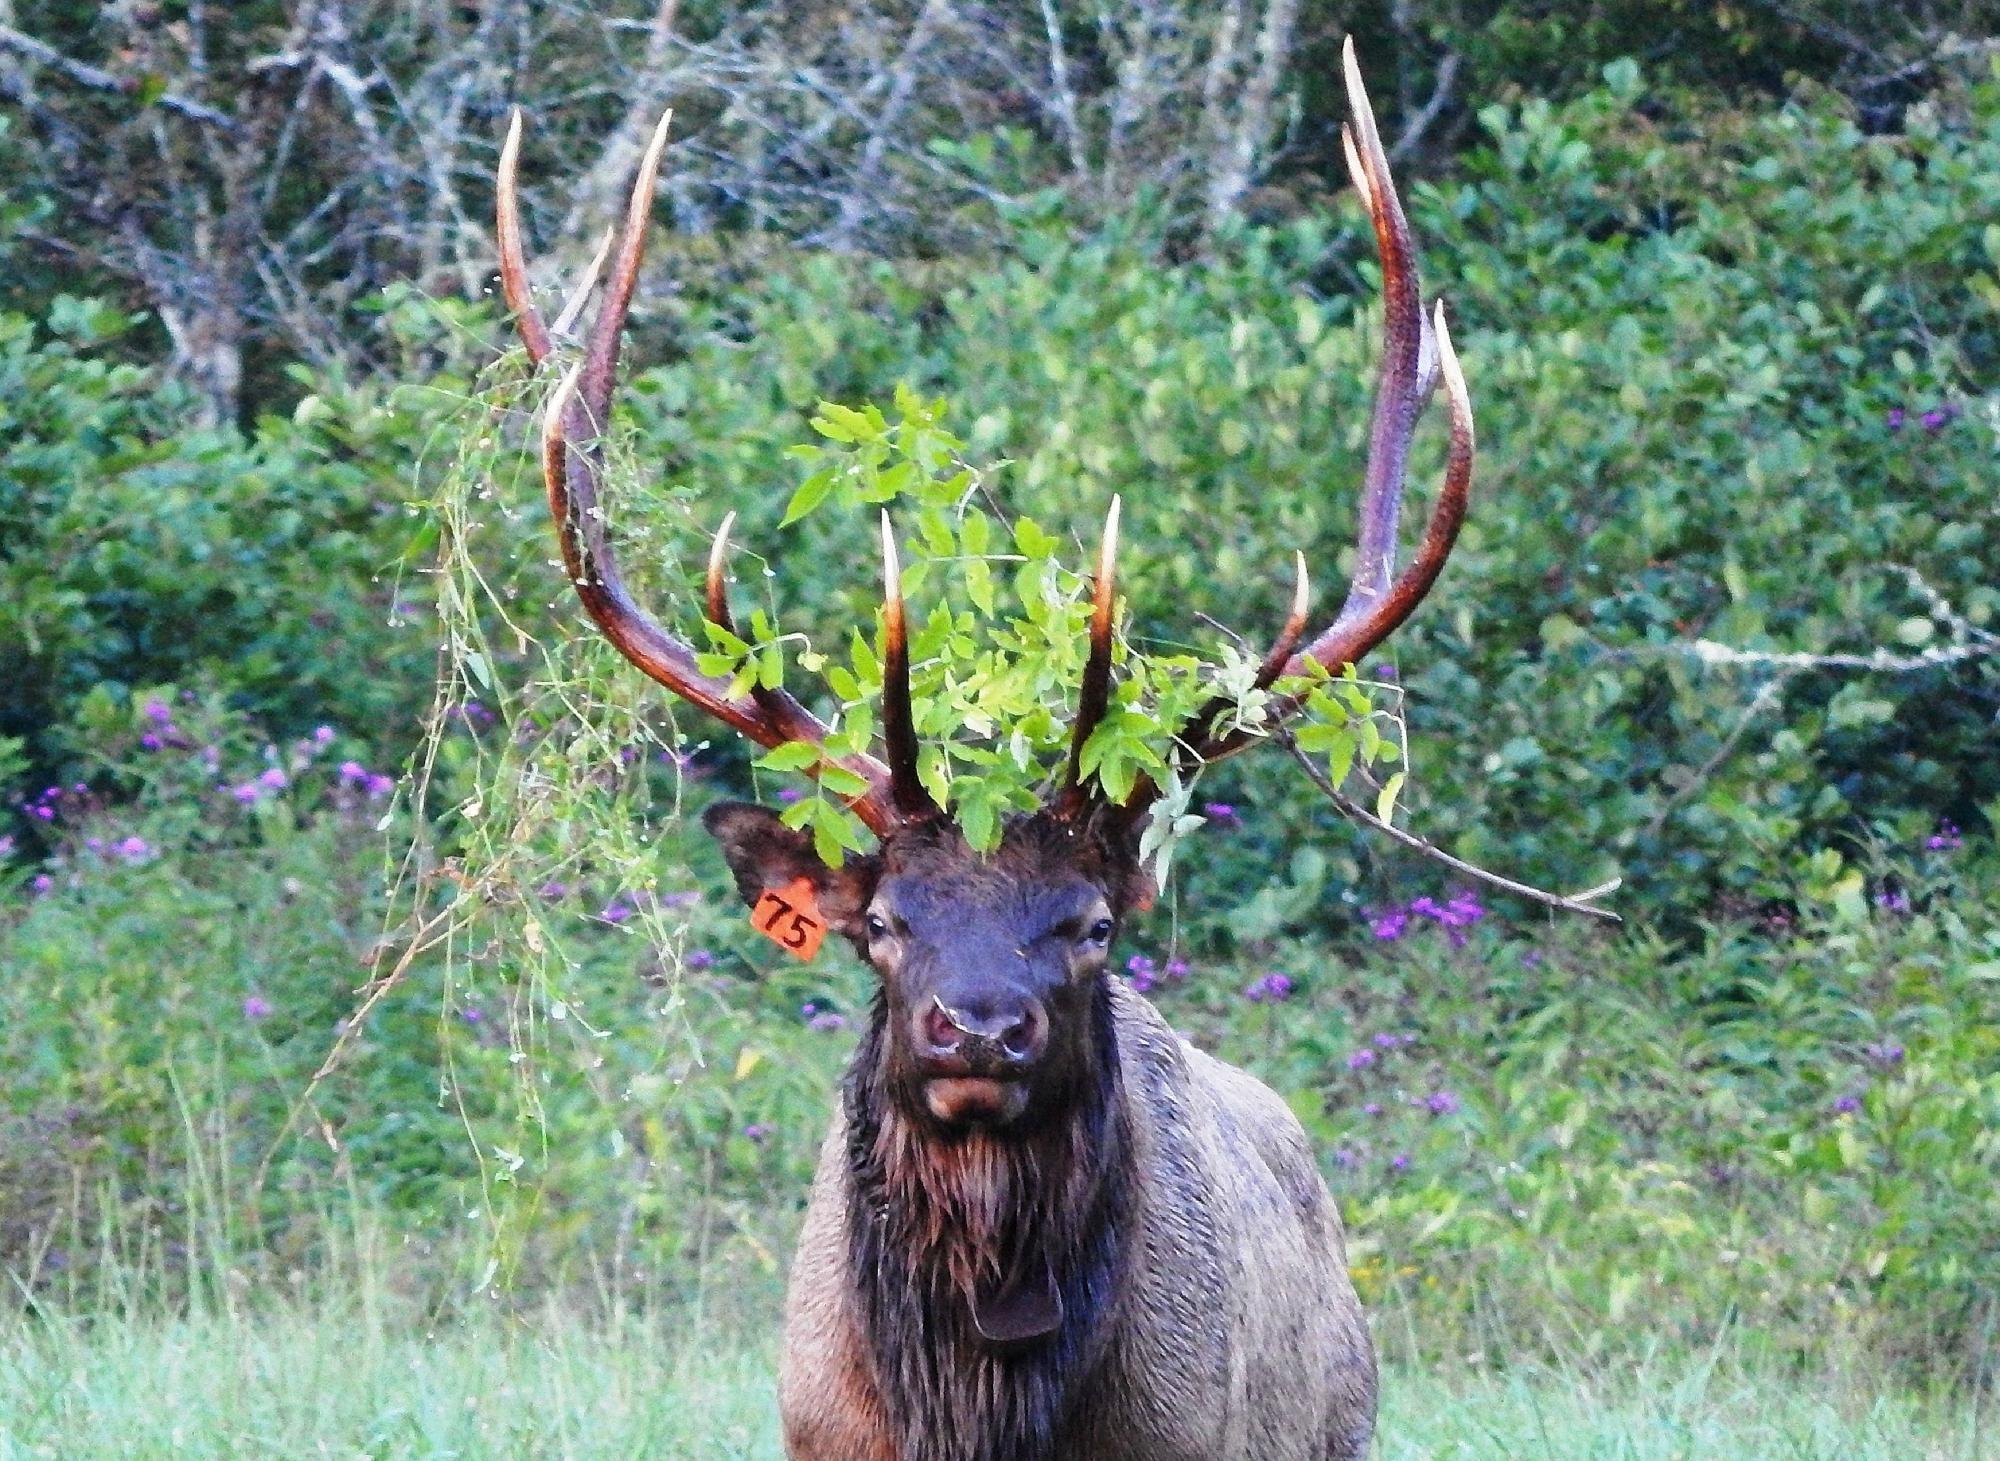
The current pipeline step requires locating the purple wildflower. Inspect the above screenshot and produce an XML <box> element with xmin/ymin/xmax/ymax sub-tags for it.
<box><xmin>1244</xmin><ymin>972</ymin><xmax>1293</xmax><ymax>1004</ymax></box>
<box><xmin>114</xmin><ymin>836</ymin><xmax>153</xmax><ymax>865</ymax></box>
<box><xmin>143</xmin><ymin>699</ymin><xmax>174</xmax><ymax>726</ymax></box>
<box><xmin>598</xmin><ymin>901</ymin><xmax>634</xmax><ymax>925</ymax></box>
<box><xmin>31</xmin><ymin>874</ymin><xmax>53</xmax><ymax>895</ymax></box>
<box><xmin>1370</xmin><ymin>910</ymin><xmax>1409</xmax><ymax>941</ymax></box>
<box><xmin>1346</xmin><ymin>1048</ymin><xmax>1376</xmax><ymax>1071</ymax></box>
<box><xmin>29</xmin><ymin>804</ymin><xmax>54</xmax><ymax>822</ymax></box>
<box><xmin>230</xmin><ymin>783</ymin><xmax>262</xmax><ymax>805</ymax></box>
<box><xmin>1372</xmin><ymin>1032</ymin><xmax>1398</xmax><ymax>1050</ymax></box>
<box><xmin>1832</xmin><ymin>1094</ymin><xmax>1861</xmax><ymax>1114</ymax></box>
<box><xmin>1874</xmin><ymin>889</ymin><xmax>1912</xmax><ymax>915</ymax></box>
<box><xmin>538</xmin><ymin>881</ymin><xmax>569</xmax><ymax>899</ymax></box>
<box><xmin>1164</xmin><ymin>958</ymin><xmax>1190</xmax><ymax>981</ymax></box>
<box><xmin>0</xmin><ymin>835</ymin><xmax>11</xmax><ymax>858</ymax></box>
<box><xmin>1922</xmin><ymin>408</ymin><xmax>1947</xmax><ymax>433</ymax></box>
<box><xmin>777</xmin><ymin>786</ymin><xmax>805</xmax><ymax>804</ymax></box>
<box><xmin>1439</xmin><ymin>892</ymin><xmax>1486</xmax><ymax>927</ymax></box>
<box><xmin>1390</xmin><ymin>1153</ymin><xmax>1410</xmax><ymax>1171</ymax></box>
<box><xmin>744</xmin><ymin>1123</ymin><xmax>774</xmax><ymax>1143</ymax></box>
<box><xmin>1201</xmin><ymin>802</ymin><xmax>1240</xmax><ymax>826</ymax></box>
<box><xmin>1333</xmin><ymin>1148</ymin><xmax>1358</xmax><ymax>1168</ymax></box>
<box><xmin>1425</xmin><ymin>1090</ymin><xmax>1461</xmax><ymax>1116</ymax></box>
<box><xmin>685</xmin><ymin>948</ymin><xmax>715</xmax><ymax>970</ymax></box>
<box><xmin>258</xmin><ymin>767</ymin><xmax>289</xmax><ymax>792</ymax></box>
<box><xmin>242</xmin><ymin>995</ymin><xmax>273</xmax><ymax>1021</ymax></box>
<box><xmin>313</xmin><ymin>725</ymin><xmax>336</xmax><ymax>746</ymax></box>
<box><xmin>1925</xmin><ymin>821</ymin><xmax>1962</xmax><ymax>852</ymax></box>
<box><xmin>1520</xmin><ymin>948</ymin><xmax>1545</xmax><ymax>968</ymax></box>
<box><xmin>461</xmin><ymin>1007</ymin><xmax>484</xmax><ymax>1025</ymax></box>
<box><xmin>1863</xmin><ymin>1039</ymin><xmax>1904</xmax><ymax>1068</ymax></box>
<box><xmin>365</xmin><ymin>774</ymin><xmax>395</xmax><ymax>798</ymax></box>
<box><xmin>1887</xmin><ymin>407</ymin><xmax>1906</xmax><ymax>432</ymax></box>
<box><xmin>1363</xmin><ymin>1102</ymin><xmax>1383</xmax><ymax>1117</ymax></box>
<box><xmin>809</xmin><ymin>1011</ymin><xmax>849</xmax><ymax>1033</ymax></box>
<box><xmin>140</xmin><ymin>733</ymin><xmax>163</xmax><ymax>751</ymax></box>
<box><xmin>338</xmin><ymin>761</ymin><xmax>368</xmax><ymax>784</ymax></box>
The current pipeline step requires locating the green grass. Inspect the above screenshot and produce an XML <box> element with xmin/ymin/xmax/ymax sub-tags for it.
<box><xmin>0</xmin><ymin>1298</ymin><xmax>1985</xmax><ymax>1459</ymax></box>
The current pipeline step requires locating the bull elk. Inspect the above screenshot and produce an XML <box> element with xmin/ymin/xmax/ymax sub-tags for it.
<box><xmin>497</xmin><ymin>38</ymin><xmax>1471</xmax><ymax>1461</ymax></box>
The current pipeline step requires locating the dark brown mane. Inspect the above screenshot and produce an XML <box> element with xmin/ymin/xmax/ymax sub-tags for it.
<box><xmin>842</xmin><ymin>973</ymin><xmax>1134</xmax><ymax>1461</ymax></box>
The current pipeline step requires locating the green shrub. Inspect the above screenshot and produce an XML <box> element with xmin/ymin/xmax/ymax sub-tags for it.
<box><xmin>0</xmin><ymin>297</ymin><xmax>446</xmax><ymax>802</ymax></box>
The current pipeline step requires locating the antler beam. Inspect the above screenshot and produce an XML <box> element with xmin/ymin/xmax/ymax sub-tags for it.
<box><xmin>501</xmin><ymin>109</ymin><xmax>924</xmax><ymax>835</ymax></box>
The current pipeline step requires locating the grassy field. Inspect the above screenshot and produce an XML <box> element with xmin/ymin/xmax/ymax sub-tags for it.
<box><xmin>0</xmin><ymin>1298</ymin><xmax>1986</xmax><ymax>1460</ymax></box>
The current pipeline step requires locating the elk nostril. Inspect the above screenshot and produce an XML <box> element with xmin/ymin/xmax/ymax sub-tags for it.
<box><xmin>1000</xmin><ymin>1003</ymin><xmax>1047</xmax><ymax>1063</ymax></box>
<box><xmin>923</xmin><ymin>1001</ymin><xmax>965</xmax><ymax>1055</ymax></box>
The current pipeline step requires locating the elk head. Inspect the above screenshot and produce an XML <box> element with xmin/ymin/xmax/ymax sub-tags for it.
<box><xmin>495</xmin><ymin>39</ymin><xmax>1472</xmax><ymax>1135</ymax></box>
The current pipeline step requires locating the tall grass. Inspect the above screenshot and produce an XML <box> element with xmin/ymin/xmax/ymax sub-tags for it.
<box><xmin>1</xmin><ymin>1282</ymin><xmax>1986</xmax><ymax>1459</ymax></box>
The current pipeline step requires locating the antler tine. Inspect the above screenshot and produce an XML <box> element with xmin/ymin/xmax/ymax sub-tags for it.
<box><xmin>879</xmin><ymin>514</ymin><xmax>939</xmax><ymax>820</ymax></box>
<box><xmin>1055</xmin><ymin>496</ymin><xmax>1121</xmax><ymax>818</ymax></box>
<box><xmin>1258</xmin><ymin>552</ymin><xmax>1312</xmax><ymax>689</ymax></box>
<box><xmin>579</xmin><ymin>107</ymin><xmax>674</xmax><ymax>428</ymax></box>
<box><xmin>497</xmin><ymin>108</ymin><xmax>553</xmax><ymax>365</ymax></box>
<box><xmin>705</xmin><ymin>511</ymin><xmax>738</xmax><ymax>632</ymax></box>
<box><xmin>1333</xmin><ymin>35</ymin><xmax>1425</xmax><ymax>637</ymax></box>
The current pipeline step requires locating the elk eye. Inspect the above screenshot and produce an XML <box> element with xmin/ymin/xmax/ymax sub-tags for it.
<box><xmin>1085</xmin><ymin>917</ymin><xmax>1115</xmax><ymax>945</ymax></box>
<box><xmin>864</xmin><ymin>912</ymin><xmax>890</xmax><ymax>941</ymax></box>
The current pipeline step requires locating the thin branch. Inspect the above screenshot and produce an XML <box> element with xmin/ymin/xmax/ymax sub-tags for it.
<box><xmin>1642</xmin><ymin>670</ymin><xmax>1797</xmax><ymax>841</ymax></box>
<box><xmin>1389</xmin><ymin>50</ymin><xmax>1459</xmax><ymax>164</ymax></box>
<box><xmin>1280</xmin><ymin>733</ymin><xmax>1623</xmax><ymax>922</ymax></box>
<box><xmin>0</xmin><ymin>22</ymin><xmax>238</xmax><ymax>130</ymax></box>
<box><xmin>1679</xmin><ymin>566</ymin><xmax>1996</xmax><ymax>675</ymax></box>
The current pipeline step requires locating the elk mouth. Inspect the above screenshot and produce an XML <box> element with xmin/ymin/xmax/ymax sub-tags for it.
<box><xmin>923</xmin><ymin>1075</ymin><xmax>1030</xmax><ymax>1127</ymax></box>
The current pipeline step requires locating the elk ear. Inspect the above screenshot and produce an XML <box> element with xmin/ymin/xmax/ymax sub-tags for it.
<box><xmin>701</xmin><ymin>800</ymin><xmax>880</xmax><ymax>936</ymax></box>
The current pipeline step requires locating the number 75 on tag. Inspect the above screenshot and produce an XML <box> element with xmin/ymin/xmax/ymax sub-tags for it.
<box><xmin>751</xmin><ymin>876</ymin><xmax>828</xmax><ymax>962</ymax></box>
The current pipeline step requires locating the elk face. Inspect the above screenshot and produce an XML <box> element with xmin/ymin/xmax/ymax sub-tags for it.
<box><xmin>707</xmin><ymin>804</ymin><xmax>1148</xmax><ymax>1132</ymax></box>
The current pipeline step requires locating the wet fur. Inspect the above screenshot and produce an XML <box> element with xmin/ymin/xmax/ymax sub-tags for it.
<box><xmin>843</xmin><ymin>978</ymin><xmax>1134</xmax><ymax>1461</ymax></box>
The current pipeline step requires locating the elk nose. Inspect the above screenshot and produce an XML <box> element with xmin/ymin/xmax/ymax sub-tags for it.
<box><xmin>920</xmin><ymin>996</ymin><xmax>1047</xmax><ymax>1070</ymax></box>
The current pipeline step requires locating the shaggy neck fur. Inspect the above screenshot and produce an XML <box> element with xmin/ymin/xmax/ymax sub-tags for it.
<box><xmin>842</xmin><ymin>976</ymin><xmax>1133</xmax><ymax>1461</ymax></box>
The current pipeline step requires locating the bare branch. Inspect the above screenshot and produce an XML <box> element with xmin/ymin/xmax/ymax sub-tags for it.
<box><xmin>0</xmin><ymin>21</ymin><xmax>238</xmax><ymax>130</ymax></box>
<box><xmin>1280</xmin><ymin>734</ymin><xmax>1623</xmax><ymax>923</ymax></box>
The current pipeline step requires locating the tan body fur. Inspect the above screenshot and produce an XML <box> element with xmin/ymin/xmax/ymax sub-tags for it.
<box><xmin>780</xmin><ymin>979</ymin><xmax>1375</xmax><ymax>1461</ymax></box>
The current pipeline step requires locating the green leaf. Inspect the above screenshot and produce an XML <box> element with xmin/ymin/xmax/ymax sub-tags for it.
<box><xmin>1375</xmin><ymin>771</ymin><xmax>1406</xmax><ymax>824</ymax></box>
<box><xmin>781</xmin><ymin>468</ymin><xmax>837</xmax><ymax>525</ymax></box>
<box><xmin>758</xmin><ymin>741</ymin><xmax>819</xmax><ymax>773</ymax></box>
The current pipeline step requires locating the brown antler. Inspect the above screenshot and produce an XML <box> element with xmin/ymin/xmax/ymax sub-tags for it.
<box><xmin>1053</xmin><ymin>496</ymin><xmax>1122</xmax><ymax>820</ymax></box>
<box><xmin>1105</xmin><ymin>38</ymin><xmax>1475</xmax><ymax>822</ymax></box>
<box><xmin>501</xmin><ymin>109</ymin><xmax>939</xmax><ymax>835</ymax></box>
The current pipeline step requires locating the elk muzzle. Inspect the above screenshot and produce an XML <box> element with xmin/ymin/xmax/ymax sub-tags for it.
<box><xmin>915</xmin><ymin>994</ymin><xmax>1048</xmax><ymax>1126</ymax></box>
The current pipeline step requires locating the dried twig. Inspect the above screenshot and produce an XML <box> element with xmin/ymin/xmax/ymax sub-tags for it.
<box><xmin>0</xmin><ymin>22</ymin><xmax>238</xmax><ymax>130</ymax></box>
<box><xmin>1280</xmin><ymin>733</ymin><xmax>1623</xmax><ymax>922</ymax></box>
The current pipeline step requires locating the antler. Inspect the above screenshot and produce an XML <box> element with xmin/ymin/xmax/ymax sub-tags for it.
<box><xmin>1104</xmin><ymin>37</ymin><xmax>1475</xmax><ymax>823</ymax></box>
<box><xmin>500</xmin><ymin>108</ymin><xmax>940</xmax><ymax>835</ymax></box>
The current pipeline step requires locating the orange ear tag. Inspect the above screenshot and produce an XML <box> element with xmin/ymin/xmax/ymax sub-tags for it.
<box><xmin>750</xmin><ymin>876</ymin><xmax>828</xmax><ymax>963</ymax></box>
